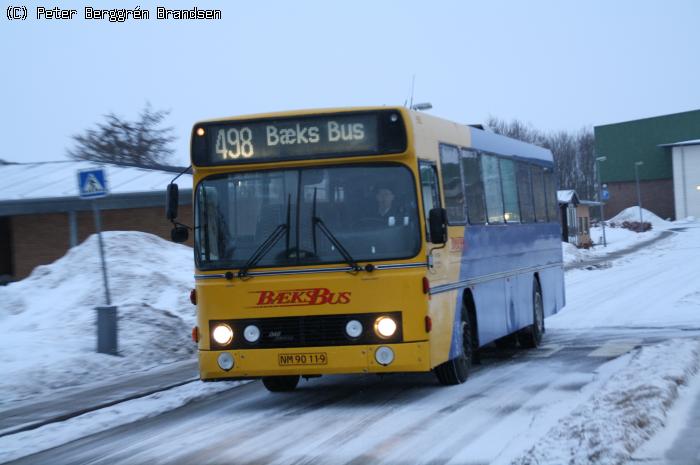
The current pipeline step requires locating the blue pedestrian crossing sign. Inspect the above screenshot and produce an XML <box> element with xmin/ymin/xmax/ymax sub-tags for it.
<box><xmin>78</xmin><ymin>168</ymin><xmax>108</xmax><ymax>199</ymax></box>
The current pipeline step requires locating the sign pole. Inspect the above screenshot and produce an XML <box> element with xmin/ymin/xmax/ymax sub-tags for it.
<box><xmin>596</xmin><ymin>156</ymin><xmax>608</xmax><ymax>247</ymax></box>
<box><xmin>78</xmin><ymin>167</ymin><xmax>117</xmax><ymax>356</ymax></box>
<box><xmin>92</xmin><ymin>200</ymin><xmax>111</xmax><ymax>306</ymax></box>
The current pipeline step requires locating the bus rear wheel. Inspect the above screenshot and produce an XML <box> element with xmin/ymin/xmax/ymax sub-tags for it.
<box><xmin>518</xmin><ymin>279</ymin><xmax>544</xmax><ymax>349</ymax></box>
<box><xmin>262</xmin><ymin>375</ymin><xmax>300</xmax><ymax>392</ymax></box>
<box><xmin>434</xmin><ymin>310</ymin><xmax>473</xmax><ymax>385</ymax></box>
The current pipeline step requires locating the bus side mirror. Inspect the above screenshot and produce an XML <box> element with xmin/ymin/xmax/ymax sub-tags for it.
<box><xmin>428</xmin><ymin>208</ymin><xmax>447</xmax><ymax>244</ymax></box>
<box><xmin>166</xmin><ymin>184</ymin><xmax>179</xmax><ymax>221</ymax></box>
<box><xmin>171</xmin><ymin>225</ymin><xmax>189</xmax><ymax>243</ymax></box>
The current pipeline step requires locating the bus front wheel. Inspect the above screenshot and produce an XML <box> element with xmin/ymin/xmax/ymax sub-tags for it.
<box><xmin>518</xmin><ymin>279</ymin><xmax>544</xmax><ymax>348</ymax></box>
<box><xmin>262</xmin><ymin>375</ymin><xmax>300</xmax><ymax>392</ymax></box>
<box><xmin>434</xmin><ymin>310</ymin><xmax>473</xmax><ymax>385</ymax></box>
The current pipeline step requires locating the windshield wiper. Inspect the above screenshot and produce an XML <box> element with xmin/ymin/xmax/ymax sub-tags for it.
<box><xmin>238</xmin><ymin>195</ymin><xmax>291</xmax><ymax>278</ymax></box>
<box><xmin>311</xmin><ymin>188</ymin><xmax>363</xmax><ymax>272</ymax></box>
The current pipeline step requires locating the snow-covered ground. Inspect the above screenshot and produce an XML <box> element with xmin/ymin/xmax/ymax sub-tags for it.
<box><xmin>538</xmin><ymin>219</ymin><xmax>700</xmax><ymax>465</ymax></box>
<box><xmin>1</xmin><ymin>219</ymin><xmax>699</xmax><ymax>465</ymax></box>
<box><xmin>0</xmin><ymin>232</ymin><xmax>197</xmax><ymax>405</ymax></box>
<box><xmin>632</xmin><ymin>365</ymin><xmax>700</xmax><ymax>463</ymax></box>
<box><xmin>562</xmin><ymin>206</ymin><xmax>676</xmax><ymax>265</ymax></box>
<box><xmin>553</xmin><ymin>221</ymin><xmax>700</xmax><ymax>330</ymax></box>
<box><xmin>512</xmin><ymin>340</ymin><xmax>700</xmax><ymax>465</ymax></box>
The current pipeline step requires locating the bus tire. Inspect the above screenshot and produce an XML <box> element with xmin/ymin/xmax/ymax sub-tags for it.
<box><xmin>434</xmin><ymin>309</ymin><xmax>473</xmax><ymax>385</ymax></box>
<box><xmin>518</xmin><ymin>279</ymin><xmax>544</xmax><ymax>349</ymax></box>
<box><xmin>262</xmin><ymin>375</ymin><xmax>300</xmax><ymax>392</ymax></box>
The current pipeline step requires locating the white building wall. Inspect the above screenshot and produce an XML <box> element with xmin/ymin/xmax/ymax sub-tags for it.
<box><xmin>672</xmin><ymin>144</ymin><xmax>700</xmax><ymax>219</ymax></box>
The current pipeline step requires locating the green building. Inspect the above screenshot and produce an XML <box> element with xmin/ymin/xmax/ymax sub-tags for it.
<box><xmin>594</xmin><ymin>109</ymin><xmax>700</xmax><ymax>220</ymax></box>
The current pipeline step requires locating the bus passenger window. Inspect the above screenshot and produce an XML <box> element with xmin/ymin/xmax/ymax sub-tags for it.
<box><xmin>516</xmin><ymin>162</ymin><xmax>535</xmax><ymax>223</ymax></box>
<box><xmin>481</xmin><ymin>154</ymin><xmax>504</xmax><ymax>224</ymax></box>
<box><xmin>531</xmin><ymin>166</ymin><xmax>547</xmax><ymax>222</ymax></box>
<box><xmin>499</xmin><ymin>158</ymin><xmax>521</xmax><ymax>222</ymax></box>
<box><xmin>439</xmin><ymin>144</ymin><xmax>466</xmax><ymax>223</ymax></box>
<box><xmin>544</xmin><ymin>170</ymin><xmax>559</xmax><ymax>222</ymax></box>
<box><xmin>460</xmin><ymin>149</ymin><xmax>486</xmax><ymax>224</ymax></box>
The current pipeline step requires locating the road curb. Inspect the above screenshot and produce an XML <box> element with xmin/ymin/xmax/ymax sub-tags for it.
<box><xmin>0</xmin><ymin>378</ymin><xmax>197</xmax><ymax>438</ymax></box>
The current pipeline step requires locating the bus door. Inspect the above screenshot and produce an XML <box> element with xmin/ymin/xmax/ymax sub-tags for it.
<box><xmin>419</xmin><ymin>160</ymin><xmax>447</xmax><ymax>279</ymax></box>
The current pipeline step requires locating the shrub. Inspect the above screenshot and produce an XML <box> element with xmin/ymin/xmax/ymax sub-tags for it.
<box><xmin>621</xmin><ymin>221</ymin><xmax>652</xmax><ymax>232</ymax></box>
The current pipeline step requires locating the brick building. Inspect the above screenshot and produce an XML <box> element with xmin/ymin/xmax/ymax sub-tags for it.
<box><xmin>594</xmin><ymin>109</ymin><xmax>700</xmax><ymax>220</ymax></box>
<box><xmin>0</xmin><ymin>161</ymin><xmax>192</xmax><ymax>282</ymax></box>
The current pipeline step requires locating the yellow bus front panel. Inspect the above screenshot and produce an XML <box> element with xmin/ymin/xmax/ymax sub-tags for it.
<box><xmin>195</xmin><ymin>266</ymin><xmax>449</xmax><ymax>380</ymax></box>
<box><xmin>199</xmin><ymin>342</ymin><xmax>431</xmax><ymax>379</ymax></box>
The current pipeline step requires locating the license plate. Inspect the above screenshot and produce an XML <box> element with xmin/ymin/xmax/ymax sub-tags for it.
<box><xmin>278</xmin><ymin>352</ymin><xmax>328</xmax><ymax>366</ymax></box>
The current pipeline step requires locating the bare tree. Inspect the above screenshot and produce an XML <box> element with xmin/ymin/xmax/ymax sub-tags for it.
<box><xmin>485</xmin><ymin>117</ymin><xmax>545</xmax><ymax>146</ymax></box>
<box><xmin>67</xmin><ymin>104</ymin><xmax>176</xmax><ymax>167</ymax></box>
<box><xmin>486</xmin><ymin>116</ymin><xmax>596</xmax><ymax>200</ymax></box>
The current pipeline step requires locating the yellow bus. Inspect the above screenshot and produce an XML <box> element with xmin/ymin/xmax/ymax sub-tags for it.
<box><xmin>166</xmin><ymin>107</ymin><xmax>565</xmax><ymax>391</ymax></box>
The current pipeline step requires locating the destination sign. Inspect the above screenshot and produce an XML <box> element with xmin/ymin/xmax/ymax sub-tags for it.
<box><xmin>191</xmin><ymin>110</ymin><xmax>407</xmax><ymax>165</ymax></box>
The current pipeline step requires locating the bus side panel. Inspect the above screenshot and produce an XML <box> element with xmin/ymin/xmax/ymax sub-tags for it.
<box><xmin>512</xmin><ymin>273</ymin><xmax>533</xmax><ymax>332</ymax></box>
<box><xmin>470</xmin><ymin>279</ymin><xmax>508</xmax><ymax>349</ymax></box>
<box><xmin>428</xmin><ymin>290</ymin><xmax>460</xmax><ymax>368</ymax></box>
<box><xmin>539</xmin><ymin>266</ymin><xmax>565</xmax><ymax>317</ymax></box>
<box><xmin>445</xmin><ymin>223</ymin><xmax>563</xmax><ymax>356</ymax></box>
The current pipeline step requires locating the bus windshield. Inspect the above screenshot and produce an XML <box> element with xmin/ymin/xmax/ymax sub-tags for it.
<box><xmin>194</xmin><ymin>164</ymin><xmax>421</xmax><ymax>270</ymax></box>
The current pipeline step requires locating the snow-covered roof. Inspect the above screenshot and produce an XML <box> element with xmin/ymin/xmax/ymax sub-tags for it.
<box><xmin>658</xmin><ymin>139</ymin><xmax>700</xmax><ymax>148</ymax></box>
<box><xmin>0</xmin><ymin>161</ymin><xmax>192</xmax><ymax>203</ymax></box>
<box><xmin>557</xmin><ymin>189</ymin><xmax>578</xmax><ymax>204</ymax></box>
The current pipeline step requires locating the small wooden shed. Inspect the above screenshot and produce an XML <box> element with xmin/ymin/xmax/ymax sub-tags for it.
<box><xmin>557</xmin><ymin>190</ymin><xmax>593</xmax><ymax>248</ymax></box>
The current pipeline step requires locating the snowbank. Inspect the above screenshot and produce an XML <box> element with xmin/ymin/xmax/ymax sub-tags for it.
<box><xmin>562</xmin><ymin>225</ymin><xmax>663</xmax><ymax>265</ymax></box>
<box><xmin>0</xmin><ymin>232</ymin><xmax>196</xmax><ymax>405</ymax></box>
<box><xmin>512</xmin><ymin>339</ymin><xmax>700</xmax><ymax>465</ymax></box>
<box><xmin>561</xmin><ymin>242</ymin><xmax>585</xmax><ymax>265</ymax></box>
<box><xmin>562</xmin><ymin>206</ymin><xmax>677</xmax><ymax>265</ymax></box>
<box><xmin>608</xmin><ymin>206</ymin><xmax>672</xmax><ymax>229</ymax></box>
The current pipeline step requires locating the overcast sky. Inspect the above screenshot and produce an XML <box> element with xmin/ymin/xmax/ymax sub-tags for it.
<box><xmin>2</xmin><ymin>0</ymin><xmax>699</xmax><ymax>166</ymax></box>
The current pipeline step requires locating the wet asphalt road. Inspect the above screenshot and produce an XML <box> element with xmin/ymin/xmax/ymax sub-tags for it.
<box><xmin>6</xmin><ymin>326</ymin><xmax>699</xmax><ymax>465</ymax></box>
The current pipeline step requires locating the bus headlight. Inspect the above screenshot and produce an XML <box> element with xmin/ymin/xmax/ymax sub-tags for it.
<box><xmin>375</xmin><ymin>346</ymin><xmax>395</xmax><ymax>366</ymax></box>
<box><xmin>345</xmin><ymin>320</ymin><xmax>363</xmax><ymax>338</ymax></box>
<box><xmin>244</xmin><ymin>325</ymin><xmax>260</xmax><ymax>343</ymax></box>
<box><xmin>212</xmin><ymin>324</ymin><xmax>233</xmax><ymax>345</ymax></box>
<box><xmin>374</xmin><ymin>316</ymin><xmax>397</xmax><ymax>338</ymax></box>
<box><xmin>217</xmin><ymin>353</ymin><xmax>234</xmax><ymax>371</ymax></box>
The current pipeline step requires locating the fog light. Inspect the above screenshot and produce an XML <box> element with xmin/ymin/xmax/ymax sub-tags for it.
<box><xmin>375</xmin><ymin>346</ymin><xmax>394</xmax><ymax>366</ymax></box>
<box><xmin>375</xmin><ymin>316</ymin><xmax>397</xmax><ymax>338</ymax></box>
<box><xmin>217</xmin><ymin>352</ymin><xmax>234</xmax><ymax>371</ymax></box>
<box><xmin>212</xmin><ymin>324</ymin><xmax>233</xmax><ymax>345</ymax></box>
<box><xmin>345</xmin><ymin>320</ymin><xmax>363</xmax><ymax>338</ymax></box>
<box><xmin>244</xmin><ymin>325</ymin><xmax>260</xmax><ymax>343</ymax></box>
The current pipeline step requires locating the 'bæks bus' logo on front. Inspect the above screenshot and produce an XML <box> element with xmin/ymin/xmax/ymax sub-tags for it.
<box><xmin>251</xmin><ymin>288</ymin><xmax>351</xmax><ymax>307</ymax></box>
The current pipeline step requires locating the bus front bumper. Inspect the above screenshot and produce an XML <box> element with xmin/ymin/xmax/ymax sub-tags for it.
<box><xmin>199</xmin><ymin>341</ymin><xmax>431</xmax><ymax>379</ymax></box>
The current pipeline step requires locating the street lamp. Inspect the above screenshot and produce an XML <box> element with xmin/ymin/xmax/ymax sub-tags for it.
<box><xmin>634</xmin><ymin>161</ymin><xmax>644</xmax><ymax>225</ymax></box>
<box><xmin>411</xmin><ymin>102</ymin><xmax>432</xmax><ymax>111</ymax></box>
<box><xmin>596</xmin><ymin>156</ymin><xmax>607</xmax><ymax>247</ymax></box>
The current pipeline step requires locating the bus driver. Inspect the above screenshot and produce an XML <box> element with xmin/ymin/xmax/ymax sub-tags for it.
<box><xmin>375</xmin><ymin>187</ymin><xmax>397</xmax><ymax>219</ymax></box>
